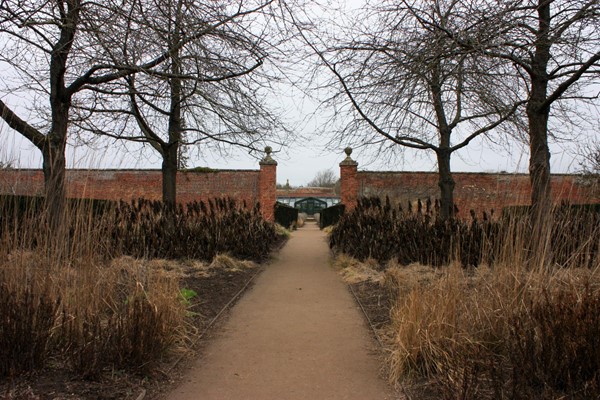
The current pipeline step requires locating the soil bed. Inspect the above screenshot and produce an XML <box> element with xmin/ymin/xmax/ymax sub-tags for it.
<box><xmin>349</xmin><ymin>280</ymin><xmax>393</xmax><ymax>332</ymax></box>
<box><xmin>0</xmin><ymin>262</ymin><xmax>262</xmax><ymax>400</ymax></box>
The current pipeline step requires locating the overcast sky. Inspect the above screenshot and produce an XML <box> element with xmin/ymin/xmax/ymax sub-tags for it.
<box><xmin>2</xmin><ymin>101</ymin><xmax>591</xmax><ymax>187</ymax></box>
<box><xmin>1</xmin><ymin>0</ymin><xmax>598</xmax><ymax>186</ymax></box>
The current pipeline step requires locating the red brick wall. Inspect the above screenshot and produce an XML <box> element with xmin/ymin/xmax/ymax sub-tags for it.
<box><xmin>356</xmin><ymin>171</ymin><xmax>600</xmax><ymax>217</ymax></box>
<box><xmin>0</xmin><ymin>169</ymin><xmax>261</xmax><ymax>206</ymax></box>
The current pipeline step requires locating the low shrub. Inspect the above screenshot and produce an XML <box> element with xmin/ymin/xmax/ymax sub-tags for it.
<box><xmin>297</xmin><ymin>212</ymin><xmax>307</xmax><ymax>228</ymax></box>
<box><xmin>275</xmin><ymin>202</ymin><xmax>299</xmax><ymax>229</ymax></box>
<box><xmin>320</xmin><ymin>203</ymin><xmax>345</xmax><ymax>229</ymax></box>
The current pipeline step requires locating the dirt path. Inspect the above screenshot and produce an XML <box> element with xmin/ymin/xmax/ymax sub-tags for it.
<box><xmin>165</xmin><ymin>222</ymin><xmax>394</xmax><ymax>400</ymax></box>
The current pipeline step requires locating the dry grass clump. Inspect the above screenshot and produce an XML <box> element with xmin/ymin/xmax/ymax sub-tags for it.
<box><xmin>388</xmin><ymin>262</ymin><xmax>600</xmax><ymax>399</ymax></box>
<box><xmin>0</xmin><ymin>195</ymin><xmax>279</xmax><ymax>380</ymax></box>
<box><xmin>326</xmin><ymin>196</ymin><xmax>600</xmax><ymax>398</ymax></box>
<box><xmin>0</xmin><ymin>251</ymin><xmax>186</xmax><ymax>378</ymax></box>
<box><xmin>209</xmin><ymin>254</ymin><xmax>257</xmax><ymax>273</ymax></box>
<box><xmin>333</xmin><ymin>254</ymin><xmax>384</xmax><ymax>284</ymax></box>
<box><xmin>329</xmin><ymin>201</ymin><xmax>600</xmax><ymax>398</ymax></box>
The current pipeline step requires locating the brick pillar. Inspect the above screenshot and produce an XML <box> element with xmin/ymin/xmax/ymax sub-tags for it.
<box><xmin>259</xmin><ymin>146</ymin><xmax>277</xmax><ymax>222</ymax></box>
<box><xmin>339</xmin><ymin>147</ymin><xmax>359</xmax><ymax>211</ymax></box>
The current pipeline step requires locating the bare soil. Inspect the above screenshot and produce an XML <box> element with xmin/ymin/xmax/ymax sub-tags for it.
<box><xmin>349</xmin><ymin>280</ymin><xmax>393</xmax><ymax>332</ymax></box>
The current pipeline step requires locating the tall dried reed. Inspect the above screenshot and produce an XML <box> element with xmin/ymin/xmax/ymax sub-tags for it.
<box><xmin>384</xmin><ymin>211</ymin><xmax>600</xmax><ymax>399</ymax></box>
<box><xmin>1</xmin><ymin>193</ymin><xmax>281</xmax><ymax>377</ymax></box>
<box><xmin>0</xmin><ymin>196</ymin><xmax>188</xmax><ymax>378</ymax></box>
<box><xmin>330</xmin><ymin>197</ymin><xmax>599</xmax><ymax>269</ymax></box>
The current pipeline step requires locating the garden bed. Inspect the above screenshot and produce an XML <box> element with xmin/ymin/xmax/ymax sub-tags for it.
<box><xmin>0</xmin><ymin>257</ymin><xmax>263</xmax><ymax>400</ymax></box>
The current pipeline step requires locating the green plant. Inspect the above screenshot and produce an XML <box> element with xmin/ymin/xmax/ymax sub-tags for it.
<box><xmin>179</xmin><ymin>288</ymin><xmax>198</xmax><ymax>306</ymax></box>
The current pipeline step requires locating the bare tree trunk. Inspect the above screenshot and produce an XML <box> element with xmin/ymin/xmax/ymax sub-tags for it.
<box><xmin>43</xmin><ymin>83</ymin><xmax>71</xmax><ymax>230</ymax></box>
<box><xmin>163</xmin><ymin>10</ymin><xmax>183</xmax><ymax>208</ymax></box>
<box><xmin>527</xmin><ymin>102</ymin><xmax>553</xmax><ymax>266</ymax></box>
<box><xmin>527</xmin><ymin>106</ymin><xmax>552</xmax><ymax>222</ymax></box>
<box><xmin>437</xmin><ymin>149</ymin><xmax>455</xmax><ymax>220</ymax></box>
<box><xmin>528</xmin><ymin>0</ymin><xmax>552</xmax><ymax>217</ymax></box>
<box><xmin>430</xmin><ymin>63</ymin><xmax>456</xmax><ymax>220</ymax></box>
<box><xmin>527</xmin><ymin>0</ymin><xmax>553</xmax><ymax>265</ymax></box>
<box><xmin>41</xmin><ymin>135</ymin><xmax>67</xmax><ymax>230</ymax></box>
<box><xmin>41</xmin><ymin>0</ymin><xmax>79</xmax><ymax>233</ymax></box>
<box><xmin>162</xmin><ymin>144</ymin><xmax>178</xmax><ymax>207</ymax></box>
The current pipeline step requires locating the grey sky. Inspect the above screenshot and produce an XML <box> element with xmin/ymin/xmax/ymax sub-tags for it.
<box><xmin>1</xmin><ymin>0</ymin><xmax>598</xmax><ymax>185</ymax></box>
<box><xmin>1</xmin><ymin>101</ymin><xmax>589</xmax><ymax>186</ymax></box>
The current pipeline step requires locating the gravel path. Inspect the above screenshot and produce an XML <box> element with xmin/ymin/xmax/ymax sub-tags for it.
<box><xmin>165</xmin><ymin>221</ymin><xmax>394</xmax><ymax>400</ymax></box>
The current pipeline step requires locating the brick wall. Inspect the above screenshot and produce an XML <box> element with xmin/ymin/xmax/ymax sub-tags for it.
<box><xmin>0</xmin><ymin>168</ymin><xmax>262</xmax><ymax>207</ymax></box>
<box><xmin>355</xmin><ymin>171</ymin><xmax>600</xmax><ymax>217</ymax></box>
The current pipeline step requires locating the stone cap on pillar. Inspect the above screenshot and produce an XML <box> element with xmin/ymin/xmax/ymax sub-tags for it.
<box><xmin>339</xmin><ymin>147</ymin><xmax>358</xmax><ymax>166</ymax></box>
<box><xmin>259</xmin><ymin>146</ymin><xmax>277</xmax><ymax>165</ymax></box>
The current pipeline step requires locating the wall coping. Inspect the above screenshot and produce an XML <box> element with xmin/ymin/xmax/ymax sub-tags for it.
<box><xmin>5</xmin><ymin>168</ymin><xmax>260</xmax><ymax>173</ymax></box>
<box><xmin>357</xmin><ymin>170</ymin><xmax>587</xmax><ymax>178</ymax></box>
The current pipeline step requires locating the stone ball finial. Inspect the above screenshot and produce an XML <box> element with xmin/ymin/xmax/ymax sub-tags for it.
<box><xmin>260</xmin><ymin>145</ymin><xmax>277</xmax><ymax>165</ymax></box>
<box><xmin>340</xmin><ymin>146</ymin><xmax>358</xmax><ymax>166</ymax></box>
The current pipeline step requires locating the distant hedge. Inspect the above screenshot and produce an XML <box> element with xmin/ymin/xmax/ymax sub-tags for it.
<box><xmin>503</xmin><ymin>202</ymin><xmax>600</xmax><ymax>218</ymax></box>
<box><xmin>320</xmin><ymin>203</ymin><xmax>345</xmax><ymax>229</ymax></box>
<box><xmin>275</xmin><ymin>202</ymin><xmax>298</xmax><ymax>229</ymax></box>
<box><xmin>0</xmin><ymin>194</ymin><xmax>115</xmax><ymax>216</ymax></box>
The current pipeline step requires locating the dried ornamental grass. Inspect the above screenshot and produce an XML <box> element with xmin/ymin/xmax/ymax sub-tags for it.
<box><xmin>330</xmin><ymin>196</ymin><xmax>600</xmax><ymax>269</ymax></box>
<box><xmin>0</xmin><ymin>251</ymin><xmax>186</xmax><ymax>378</ymax></box>
<box><xmin>388</xmin><ymin>262</ymin><xmax>600</xmax><ymax>399</ymax></box>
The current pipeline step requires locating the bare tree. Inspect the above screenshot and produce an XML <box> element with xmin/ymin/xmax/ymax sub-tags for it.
<box><xmin>0</xmin><ymin>1</ymin><xmax>161</xmax><ymax>226</ymax></box>
<box><xmin>291</xmin><ymin>0</ymin><xmax>524</xmax><ymax>218</ymax></box>
<box><xmin>0</xmin><ymin>1</ymin><xmax>135</xmax><ymax>226</ymax></box>
<box><xmin>72</xmin><ymin>0</ymin><xmax>288</xmax><ymax>206</ymax></box>
<box><xmin>580</xmin><ymin>141</ymin><xmax>600</xmax><ymax>175</ymax></box>
<box><xmin>307</xmin><ymin>169</ymin><xmax>338</xmax><ymax>187</ymax></box>
<box><xmin>431</xmin><ymin>0</ymin><xmax>600</xmax><ymax>240</ymax></box>
<box><xmin>0</xmin><ymin>0</ymin><xmax>272</xmax><ymax>225</ymax></box>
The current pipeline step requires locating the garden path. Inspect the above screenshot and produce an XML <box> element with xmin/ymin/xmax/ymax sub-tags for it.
<box><xmin>165</xmin><ymin>221</ymin><xmax>394</xmax><ymax>400</ymax></box>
